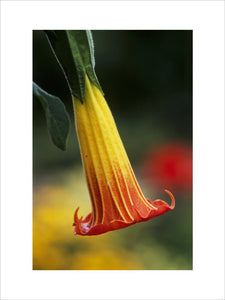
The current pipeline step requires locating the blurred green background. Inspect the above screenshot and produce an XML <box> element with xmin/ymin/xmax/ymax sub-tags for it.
<box><xmin>33</xmin><ymin>30</ymin><xmax>192</xmax><ymax>270</ymax></box>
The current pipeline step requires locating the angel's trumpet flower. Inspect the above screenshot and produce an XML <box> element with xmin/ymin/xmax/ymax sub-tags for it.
<box><xmin>72</xmin><ymin>75</ymin><xmax>175</xmax><ymax>235</ymax></box>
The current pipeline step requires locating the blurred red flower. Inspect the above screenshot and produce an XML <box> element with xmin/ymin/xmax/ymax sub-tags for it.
<box><xmin>142</xmin><ymin>142</ymin><xmax>192</xmax><ymax>193</ymax></box>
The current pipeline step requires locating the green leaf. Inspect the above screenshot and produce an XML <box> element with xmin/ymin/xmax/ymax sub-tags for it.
<box><xmin>33</xmin><ymin>82</ymin><xmax>70</xmax><ymax>151</ymax></box>
<box><xmin>44</xmin><ymin>30</ymin><xmax>103</xmax><ymax>103</ymax></box>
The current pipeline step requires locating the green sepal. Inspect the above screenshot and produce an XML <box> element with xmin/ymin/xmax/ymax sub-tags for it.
<box><xmin>33</xmin><ymin>82</ymin><xmax>70</xmax><ymax>151</ymax></box>
<box><xmin>44</xmin><ymin>30</ymin><xmax>103</xmax><ymax>103</ymax></box>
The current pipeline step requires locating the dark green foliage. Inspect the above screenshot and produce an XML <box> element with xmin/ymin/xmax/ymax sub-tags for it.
<box><xmin>44</xmin><ymin>30</ymin><xmax>103</xmax><ymax>103</ymax></box>
<box><xmin>33</xmin><ymin>82</ymin><xmax>70</xmax><ymax>151</ymax></box>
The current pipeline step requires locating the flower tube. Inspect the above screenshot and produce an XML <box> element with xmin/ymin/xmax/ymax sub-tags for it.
<box><xmin>72</xmin><ymin>75</ymin><xmax>175</xmax><ymax>235</ymax></box>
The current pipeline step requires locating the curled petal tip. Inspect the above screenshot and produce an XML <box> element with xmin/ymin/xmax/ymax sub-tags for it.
<box><xmin>74</xmin><ymin>207</ymin><xmax>81</xmax><ymax>224</ymax></box>
<box><xmin>164</xmin><ymin>189</ymin><xmax>175</xmax><ymax>209</ymax></box>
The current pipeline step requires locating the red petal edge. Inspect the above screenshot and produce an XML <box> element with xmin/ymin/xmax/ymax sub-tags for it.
<box><xmin>73</xmin><ymin>189</ymin><xmax>175</xmax><ymax>236</ymax></box>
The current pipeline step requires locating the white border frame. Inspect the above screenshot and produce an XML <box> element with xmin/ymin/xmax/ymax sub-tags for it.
<box><xmin>1</xmin><ymin>1</ymin><xmax>224</xmax><ymax>299</ymax></box>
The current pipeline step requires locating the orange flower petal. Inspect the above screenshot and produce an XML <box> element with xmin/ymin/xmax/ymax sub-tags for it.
<box><xmin>72</xmin><ymin>75</ymin><xmax>175</xmax><ymax>236</ymax></box>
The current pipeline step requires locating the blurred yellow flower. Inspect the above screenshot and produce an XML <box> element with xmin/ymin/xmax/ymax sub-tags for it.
<box><xmin>71</xmin><ymin>249</ymin><xmax>143</xmax><ymax>270</ymax></box>
<box><xmin>33</xmin><ymin>175</ymin><xmax>143</xmax><ymax>270</ymax></box>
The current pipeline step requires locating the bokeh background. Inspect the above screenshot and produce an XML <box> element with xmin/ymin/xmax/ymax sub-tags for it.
<box><xmin>33</xmin><ymin>30</ymin><xmax>192</xmax><ymax>270</ymax></box>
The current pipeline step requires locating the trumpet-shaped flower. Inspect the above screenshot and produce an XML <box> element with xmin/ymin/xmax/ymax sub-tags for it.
<box><xmin>72</xmin><ymin>75</ymin><xmax>175</xmax><ymax>235</ymax></box>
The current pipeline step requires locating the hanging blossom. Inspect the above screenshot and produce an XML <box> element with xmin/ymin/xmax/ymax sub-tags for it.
<box><xmin>72</xmin><ymin>75</ymin><xmax>175</xmax><ymax>235</ymax></box>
